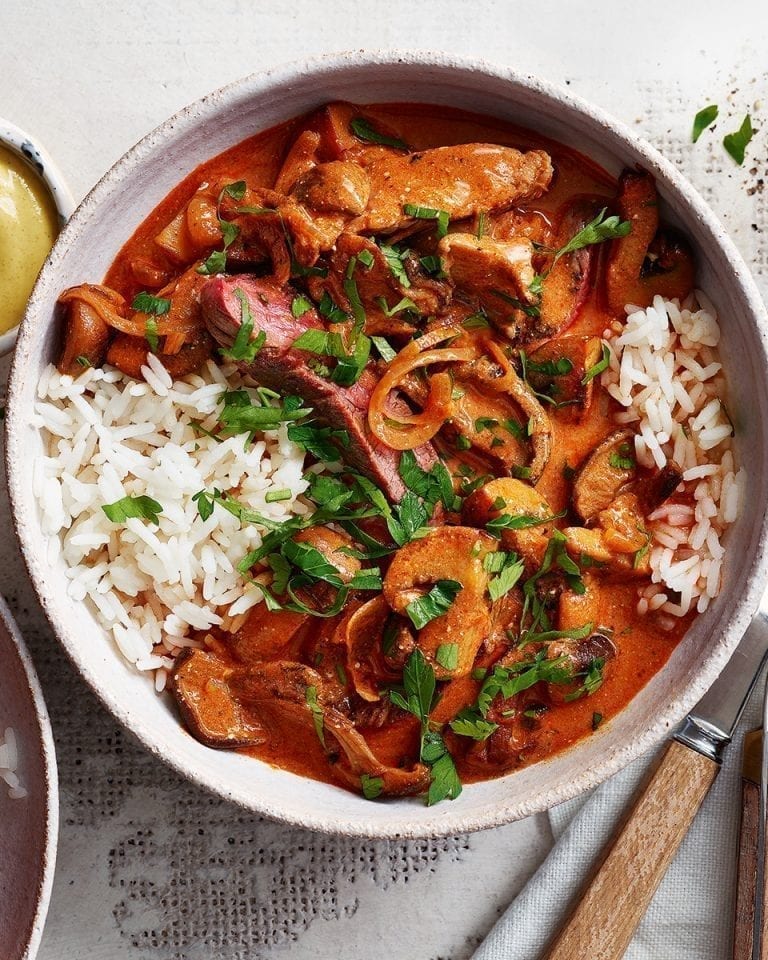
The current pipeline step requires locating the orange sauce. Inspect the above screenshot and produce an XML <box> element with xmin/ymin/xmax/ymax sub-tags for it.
<box><xmin>105</xmin><ymin>104</ymin><xmax>689</xmax><ymax>790</ymax></box>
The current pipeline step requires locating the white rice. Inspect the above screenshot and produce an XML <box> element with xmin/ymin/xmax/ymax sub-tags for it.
<box><xmin>34</xmin><ymin>358</ymin><xmax>311</xmax><ymax>687</ymax></box>
<box><xmin>602</xmin><ymin>293</ymin><xmax>744</xmax><ymax>620</ymax></box>
<box><xmin>0</xmin><ymin>727</ymin><xmax>27</xmax><ymax>800</ymax></box>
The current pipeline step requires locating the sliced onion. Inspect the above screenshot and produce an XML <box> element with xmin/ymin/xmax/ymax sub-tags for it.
<box><xmin>368</xmin><ymin>326</ymin><xmax>475</xmax><ymax>450</ymax></box>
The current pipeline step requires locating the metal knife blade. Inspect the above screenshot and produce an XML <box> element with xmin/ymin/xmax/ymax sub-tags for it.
<box><xmin>676</xmin><ymin>610</ymin><xmax>768</xmax><ymax>763</ymax></box>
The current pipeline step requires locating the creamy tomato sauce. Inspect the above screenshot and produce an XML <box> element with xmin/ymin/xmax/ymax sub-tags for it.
<box><xmin>86</xmin><ymin>103</ymin><xmax>693</xmax><ymax>796</ymax></box>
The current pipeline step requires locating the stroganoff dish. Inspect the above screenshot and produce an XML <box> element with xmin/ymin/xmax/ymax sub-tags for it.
<box><xmin>36</xmin><ymin>103</ymin><xmax>742</xmax><ymax>804</ymax></box>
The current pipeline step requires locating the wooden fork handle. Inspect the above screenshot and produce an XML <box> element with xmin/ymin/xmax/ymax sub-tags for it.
<box><xmin>543</xmin><ymin>740</ymin><xmax>719</xmax><ymax>960</ymax></box>
<box><xmin>733</xmin><ymin>778</ymin><xmax>768</xmax><ymax>959</ymax></box>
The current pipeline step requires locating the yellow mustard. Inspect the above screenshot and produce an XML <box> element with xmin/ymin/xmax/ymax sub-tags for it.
<box><xmin>0</xmin><ymin>143</ymin><xmax>59</xmax><ymax>334</ymax></box>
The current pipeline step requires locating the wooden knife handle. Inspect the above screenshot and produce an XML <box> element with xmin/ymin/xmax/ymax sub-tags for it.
<box><xmin>543</xmin><ymin>740</ymin><xmax>719</xmax><ymax>960</ymax></box>
<box><xmin>733</xmin><ymin>778</ymin><xmax>768</xmax><ymax>959</ymax></box>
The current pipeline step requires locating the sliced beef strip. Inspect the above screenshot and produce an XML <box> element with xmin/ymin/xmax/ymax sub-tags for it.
<box><xmin>200</xmin><ymin>274</ymin><xmax>436</xmax><ymax>503</ymax></box>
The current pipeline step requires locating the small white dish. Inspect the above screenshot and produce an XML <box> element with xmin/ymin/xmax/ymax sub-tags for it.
<box><xmin>0</xmin><ymin>118</ymin><xmax>75</xmax><ymax>355</ymax></box>
<box><xmin>0</xmin><ymin>595</ymin><xmax>58</xmax><ymax>959</ymax></box>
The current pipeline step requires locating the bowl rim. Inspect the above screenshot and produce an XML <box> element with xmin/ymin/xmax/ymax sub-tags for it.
<box><xmin>0</xmin><ymin>117</ymin><xmax>76</xmax><ymax>356</ymax></box>
<box><xmin>7</xmin><ymin>49</ymin><xmax>768</xmax><ymax>838</ymax></box>
<box><xmin>0</xmin><ymin>595</ymin><xmax>59</xmax><ymax>960</ymax></box>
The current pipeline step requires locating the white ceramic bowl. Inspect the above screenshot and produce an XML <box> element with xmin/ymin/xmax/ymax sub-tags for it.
<box><xmin>0</xmin><ymin>596</ymin><xmax>58</xmax><ymax>960</ymax></box>
<box><xmin>0</xmin><ymin>118</ymin><xmax>75</xmax><ymax>355</ymax></box>
<box><xmin>7</xmin><ymin>52</ymin><xmax>768</xmax><ymax>838</ymax></box>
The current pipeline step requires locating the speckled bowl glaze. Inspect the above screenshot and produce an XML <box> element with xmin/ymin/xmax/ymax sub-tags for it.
<box><xmin>7</xmin><ymin>52</ymin><xmax>768</xmax><ymax>838</ymax></box>
<box><xmin>0</xmin><ymin>596</ymin><xmax>58</xmax><ymax>959</ymax></box>
<box><xmin>0</xmin><ymin>118</ymin><xmax>75</xmax><ymax>355</ymax></box>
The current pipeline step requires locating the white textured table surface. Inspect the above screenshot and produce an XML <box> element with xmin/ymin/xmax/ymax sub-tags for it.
<box><xmin>1</xmin><ymin>2</ymin><xmax>767</xmax><ymax>957</ymax></box>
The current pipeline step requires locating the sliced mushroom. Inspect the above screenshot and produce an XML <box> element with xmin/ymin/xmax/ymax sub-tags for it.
<box><xmin>525</xmin><ymin>335</ymin><xmax>604</xmax><ymax>418</ymax></box>
<box><xmin>457</xmin><ymin>338</ymin><xmax>553</xmax><ymax>482</ymax></box>
<box><xmin>58</xmin><ymin>299</ymin><xmax>110</xmax><ymax>375</ymax></box>
<box><xmin>463</xmin><ymin>477</ymin><xmax>556</xmax><ymax>568</ymax></box>
<box><xmin>321</xmin><ymin>232</ymin><xmax>450</xmax><ymax>335</ymax></box>
<box><xmin>545</xmin><ymin>631</ymin><xmax>616</xmax><ymax>705</ymax></box>
<box><xmin>343</xmin><ymin>595</ymin><xmax>402</xmax><ymax>702</ymax></box>
<box><xmin>171</xmin><ymin>648</ymin><xmax>266</xmax><ymax>748</ymax></box>
<box><xmin>572</xmin><ymin>429</ymin><xmax>638</xmax><ymax>522</ymax></box>
<box><xmin>230</xmin><ymin>606</ymin><xmax>311</xmax><ymax>664</ymax></box>
<box><xmin>437</xmin><ymin>233</ymin><xmax>538</xmax><ymax>339</ymax></box>
<box><xmin>233</xmin><ymin>661</ymin><xmax>428</xmax><ymax>797</ymax></box>
<box><xmin>562</xmin><ymin>525</ymin><xmax>649</xmax><ymax>576</ymax></box>
<box><xmin>291</xmin><ymin>161</ymin><xmax>371</xmax><ymax>216</ymax></box>
<box><xmin>383</xmin><ymin>527</ymin><xmax>497</xmax><ymax>680</ymax></box>
<box><xmin>606</xmin><ymin>169</ymin><xmax>695</xmax><ymax>313</ymax></box>
<box><xmin>535</xmin><ymin>198</ymin><xmax>599</xmax><ymax>338</ymax></box>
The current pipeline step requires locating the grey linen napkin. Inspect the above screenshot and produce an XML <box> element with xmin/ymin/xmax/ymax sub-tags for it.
<box><xmin>472</xmin><ymin>693</ymin><xmax>759</xmax><ymax>959</ymax></box>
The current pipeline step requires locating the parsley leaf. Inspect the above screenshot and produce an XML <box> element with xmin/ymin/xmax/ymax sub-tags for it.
<box><xmin>144</xmin><ymin>316</ymin><xmax>159</xmax><ymax>352</ymax></box>
<box><xmin>402</xmin><ymin>203</ymin><xmax>450</xmax><ymax>238</ymax></box>
<box><xmin>371</xmin><ymin>335</ymin><xmax>397</xmax><ymax>362</ymax></box>
<box><xmin>486</xmin><ymin>553</ymin><xmax>525</xmax><ymax>602</ymax></box>
<box><xmin>388</xmin><ymin>650</ymin><xmax>462</xmax><ymax>805</ymax></box>
<box><xmin>554</xmin><ymin>207</ymin><xmax>631</xmax><ymax>260</ymax></box>
<box><xmin>449</xmin><ymin>709</ymin><xmax>498</xmax><ymax>741</ymax></box>
<box><xmin>102</xmin><ymin>494</ymin><xmax>163</xmax><ymax>525</ymax></box>
<box><xmin>305</xmin><ymin>685</ymin><xmax>325</xmax><ymax>746</ymax></box>
<box><xmin>286</xmin><ymin>423</ymin><xmax>350</xmax><ymax>461</ymax></box>
<box><xmin>350</xmin><ymin>117</ymin><xmax>409</xmax><ymax>151</ymax></box>
<box><xmin>405</xmin><ymin>579</ymin><xmax>462</xmax><ymax>630</ymax></box>
<box><xmin>219</xmin><ymin>289</ymin><xmax>266</xmax><ymax>363</ymax></box>
<box><xmin>131</xmin><ymin>292</ymin><xmax>171</xmax><ymax>316</ymax></box>
<box><xmin>692</xmin><ymin>104</ymin><xmax>718</xmax><ymax>143</ymax></box>
<box><xmin>379</xmin><ymin>243</ymin><xmax>412</xmax><ymax>288</ymax></box>
<box><xmin>609</xmin><ymin>444</ymin><xmax>635</xmax><ymax>470</ymax></box>
<box><xmin>582</xmin><ymin>341</ymin><xmax>611</xmax><ymax>384</ymax></box>
<box><xmin>435</xmin><ymin>643</ymin><xmax>459</xmax><ymax>671</ymax></box>
<box><xmin>723</xmin><ymin>114</ymin><xmax>754</xmax><ymax>165</ymax></box>
<box><xmin>361</xmin><ymin>773</ymin><xmax>384</xmax><ymax>800</ymax></box>
<box><xmin>291</xmin><ymin>295</ymin><xmax>313</xmax><ymax>318</ymax></box>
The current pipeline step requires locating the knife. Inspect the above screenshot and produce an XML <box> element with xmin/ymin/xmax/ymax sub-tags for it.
<box><xmin>543</xmin><ymin>608</ymin><xmax>768</xmax><ymax>960</ymax></box>
<box><xmin>733</xmin><ymin>676</ymin><xmax>768</xmax><ymax>960</ymax></box>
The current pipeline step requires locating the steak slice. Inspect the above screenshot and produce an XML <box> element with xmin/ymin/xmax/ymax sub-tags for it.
<box><xmin>200</xmin><ymin>275</ymin><xmax>436</xmax><ymax>502</ymax></box>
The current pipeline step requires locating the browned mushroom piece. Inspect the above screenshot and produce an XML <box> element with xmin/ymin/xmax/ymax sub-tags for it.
<box><xmin>343</xmin><ymin>595</ymin><xmax>401</xmax><ymax>702</ymax></box>
<box><xmin>291</xmin><ymin>161</ymin><xmax>371</xmax><ymax>217</ymax></box>
<box><xmin>58</xmin><ymin>299</ymin><xmax>111</xmax><ymax>375</ymax></box>
<box><xmin>571</xmin><ymin>429</ymin><xmax>638</xmax><ymax>522</ymax></box>
<box><xmin>383</xmin><ymin>527</ymin><xmax>497</xmax><ymax>680</ymax></box>
<box><xmin>452</xmin><ymin>340</ymin><xmax>553</xmax><ymax>483</ymax></box>
<box><xmin>534</xmin><ymin>198</ymin><xmax>600</xmax><ymax>339</ymax></box>
<box><xmin>437</xmin><ymin>233</ymin><xmax>538</xmax><ymax>339</ymax></box>
<box><xmin>545</xmin><ymin>631</ymin><xmax>616</xmax><ymax>705</ymax></box>
<box><xmin>233</xmin><ymin>660</ymin><xmax>429</xmax><ymax>797</ymax></box>
<box><xmin>524</xmin><ymin>335</ymin><xmax>604</xmax><ymax>418</ymax></box>
<box><xmin>171</xmin><ymin>648</ymin><xmax>266</xmax><ymax>748</ymax></box>
<box><xmin>292</xmin><ymin>526</ymin><xmax>362</xmax><ymax>584</ymax></box>
<box><xmin>320</xmin><ymin>232</ymin><xmax>450</xmax><ymax>336</ymax></box>
<box><xmin>606</xmin><ymin>169</ymin><xmax>695</xmax><ymax>314</ymax></box>
<box><xmin>463</xmin><ymin>477</ymin><xmax>556</xmax><ymax>568</ymax></box>
<box><xmin>562</xmin><ymin>525</ymin><xmax>650</xmax><ymax>576</ymax></box>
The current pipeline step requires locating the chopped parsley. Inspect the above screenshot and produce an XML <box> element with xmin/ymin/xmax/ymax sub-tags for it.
<box><xmin>435</xmin><ymin>643</ymin><xmax>459</xmax><ymax>672</ymax></box>
<box><xmin>582</xmin><ymin>342</ymin><xmax>611</xmax><ymax>384</ymax></box>
<box><xmin>389</xmin><ymin>650</ymin><xmax>462</xmax><ymax>805</ymax></box>
<box><xmin>609</xmin><ymin>444</ymin><xmax>636</xmax><ymax>471</ymax></box>
<box><xmin>291</xmin><ymin>295</ymin><xmax>313</xmax><ymax>318</ymax></box>
<box><xmin>102</xmin><ymin>494</ymin><xmax>163</xmax><ymax>525</ymax></box>
<box><xmin>144</xmin><ymin>316</ymin><xmax>159</xmax><ymax>352</ymax></box>
<box><xmin>350</xmin><ymin>117</ymin><xmax>408</xmax><ymax>151</ymax></box>
<box><xmin>402</xmin><ymin>203</ymin><xmax>450</xmax><ymax>238</ymax></box>
<box><xmin>405</xmin><ymin>579</ymin><xmax>462</xmax><ymax>630</ymax></box>
<box><xmin>692</xmin><ymin>104</ymin><xmax>719</xmax><ymax>143</ymax></box>
<box><xmin>197</xmin><ymin>180</ymin><xmax>248</xmax><ymax>275</ymax></box>
<box><xmin>723</xmin><ymin>114</ymin><xmax>754</xmax><ymax>165</ymax></box>
<box><xmin>219</xmin><ymin>289</ymin><xmax>267</xmax><ymax>363</ymax></box>
<box><xmin>361</xmin><ymin>773</ymin><xmax>384</xmax><ymax>800</ymax></box>
<box><xmin>305</xmin><ymin>685</ymin><xmax>325</xmax><ymax>746</ymax></box>
<box><xmin>131</xmin><ymin>292</ymin><xmax>171</xmax><ymax>316</ymax></box>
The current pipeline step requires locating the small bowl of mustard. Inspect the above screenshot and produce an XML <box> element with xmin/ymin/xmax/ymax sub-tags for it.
<box><xmin>0</xmin><ymin>119</ymin><xmax>74</xmax><ymax>355</ymax></box>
